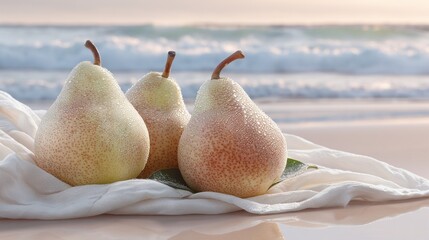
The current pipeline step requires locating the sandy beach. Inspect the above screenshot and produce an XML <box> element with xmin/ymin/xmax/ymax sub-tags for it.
<box><xmin>260</xmin><ymin>99</ymin><xmax>429</xmax><ymax>179</ymax></box>
<box><xmin>1</xmin><ymin>99</ymin><xmax>428</xmax><ymax>239</ymax></box>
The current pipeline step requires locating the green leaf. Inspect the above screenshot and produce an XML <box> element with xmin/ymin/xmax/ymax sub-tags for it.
<box><xmin>270</xmin><ymin>158</ymin><xmax>318</xmax><ymax>188</ymax></box>
<box><xmin>282</xmin><ymin>158</ymin><xmax>309</xmax><ymax>179</ymax></box>
<box><xmin>149</xmin><ymin>158</ymin><xmax>317</xmax><ymax>192</ymax></box>
<box><xmin>148</xmin><ymin>168</ymin><xmax>194</xmax><ymax>192</ymax></box>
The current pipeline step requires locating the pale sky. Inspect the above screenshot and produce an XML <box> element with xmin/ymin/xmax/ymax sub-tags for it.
<box><xmin>1</xmin><ymin>0</ymin><xmax>429</xmax><ymax>25</ymax></box>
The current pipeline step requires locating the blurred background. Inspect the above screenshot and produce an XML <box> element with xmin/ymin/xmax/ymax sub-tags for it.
<box><xmin>1</xmin><ymin>0</ymin><xmax>429</xmax><ymax>124</ymax></box>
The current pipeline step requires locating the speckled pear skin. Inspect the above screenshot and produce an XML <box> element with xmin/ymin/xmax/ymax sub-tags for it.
<box><xmin>34</xmin><ymin>61</ymin><xmax>150</xmax><ymax>186</ymax></box>
<box><xmin>178</xmin><ymin>78</ymin><xmax>287</xmax><ymax>198</ymax></box>
<box><xmin>126</xmin><ymin>72</ymin><xmax>190</xmax><ymax>178</ymax></box>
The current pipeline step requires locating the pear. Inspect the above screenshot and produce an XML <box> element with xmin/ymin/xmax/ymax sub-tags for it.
<box><xmin>34</xmin><ymin>40</ymin><xmax>150</xmax><ymax>186</ymax></box>
<box><xmin>178</xmin><ymin>51</ymin><xmax>287</xmax><ymax>198</ymax></box>
<box><xmin>126</xmin><ymin>51</ymin><xmax>191</xmax><ymax>178</ymax></box>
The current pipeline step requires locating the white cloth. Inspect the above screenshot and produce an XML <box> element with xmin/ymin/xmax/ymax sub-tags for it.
<box><xmin>0</xmin><ymin>91</ymin><xmax>428</xmax><ymax>220</ymax></box>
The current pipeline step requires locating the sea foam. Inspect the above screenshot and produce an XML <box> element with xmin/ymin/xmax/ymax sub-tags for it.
<box><xmin>2</xmin><ymin>71</ymin><xmax>429</xmax><ymax>101</ymax></box>
<box><xmin>2</xmin><ymin>25</ymin><xmax>429</xmax><ymax>101</ymax></box>
<box><xmin>2</xmin><ymin>25</ymin><xmax>429</xmax><ymax>74</ymax></box>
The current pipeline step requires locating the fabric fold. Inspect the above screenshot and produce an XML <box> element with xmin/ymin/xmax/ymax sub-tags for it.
<box><xmin>0</xmin><ymin>91</ymin><xmax>428</xmax><ymax>220</ymax></box>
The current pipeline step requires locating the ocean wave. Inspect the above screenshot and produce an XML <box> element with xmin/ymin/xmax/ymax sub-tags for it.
<box><xmin>2</xmin><ymin>25</ymin><xmax>429</xmax><ymax>74</ymax></box>
<box><xmin>2</xmin><ymin>71</ymin><xmax>429</xmax><ymax>101</ymax></box>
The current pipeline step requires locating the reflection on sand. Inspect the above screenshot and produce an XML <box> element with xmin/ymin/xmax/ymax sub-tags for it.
<box><xmin>170</xmin><ymin>222</ymin><xmax>284</xmax><ymax>240</ymax></box>
<box><xmin>1</xmin><ymin>197</ymin><xmax>428</xmax><ymax>239</ymax></box>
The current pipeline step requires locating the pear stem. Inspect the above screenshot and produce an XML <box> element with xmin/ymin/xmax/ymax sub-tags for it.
<box><xmin>162</xmin><ymin>51</ymin><xmax>176</xmax><ymax>78</ymax></box>
<box><xmin>84</xmin><ymin>40</ymin><xmax>101</xmax><ymax>66</ymax></box>
<box><xmin>211</xmin><ymin>50</ymin><xmax>245</xmax><ymax>80</ymax></box>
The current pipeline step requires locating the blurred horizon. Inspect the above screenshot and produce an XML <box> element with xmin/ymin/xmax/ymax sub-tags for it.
<box><xmin>4</xmin><ymin>23</ymin><xmax>429</xmax><ymax>27</ymax></box>
<box><xmin>2</xmin><ymin>0</ymin><xmax>429</xmax><ymax>26</ymax></box>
